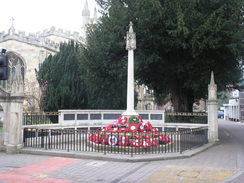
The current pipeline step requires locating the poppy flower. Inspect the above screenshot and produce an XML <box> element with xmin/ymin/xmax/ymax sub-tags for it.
<box><xmin>89</xmin><ymin>134</ymin><xmax>101</xmax><ymax>144</ymax></box>
<box><xmin>140</xmin><ymin>140</ymin><xmax>151</xmax><ymax>148</ymax></box>
<box><xmin>131</xmin><ymin>139</ymin><xmax>140</xmax><ymax>147</ymax></box>
<box><xmin>137</xmin><ymin>122</ymin><xmax>146</xmax><ymax>132</ymax></box>
<box><xmin>151</xmin><ymin>140</ymin><xmax>158</xmax><ymax>146</ymax></box>
<box><xmin>118</xmin><ymin>116</ymin><xmax>128</xmax><ymax>125</ymax></box>
<box><xmin>159</xmin><ymin>135</ymin><xmax>172</xmax><ymax>144</ymax></box>
<box><xmin>128</xmin><ymin>123</ymin><xmax>138</xmax><ymax>132</ymax></box>
<box><xmin>145</xmin><ymin>121</ymin><xmax>153</xmax><ymax>131</ymax></box>
<box><xmin>100</xmin><ymin>135</ymin><xmax>108</xmax><ymax>145</ymax></box>
<box><xmin>118</xmin><ymin>136</ymin><xmax>129</xmax><ymax>146</ymax></box>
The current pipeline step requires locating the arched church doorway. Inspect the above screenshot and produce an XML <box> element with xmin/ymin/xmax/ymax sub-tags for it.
<box><xmin>0</xmin><ymin>51</ymin><xmax>25</xmax><ymax>91</ymax></box>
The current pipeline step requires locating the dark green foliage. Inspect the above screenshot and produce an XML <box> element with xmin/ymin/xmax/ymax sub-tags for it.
<box><xmin>164</xmin><ymin>113</ymin><xmax>207</xmax><ymax>124</ymax></box>
<box><xmin>37</xmin><ymin>41</ymin><xmax>87</xmax><ymax>111</ymax></box>
<box><xmin>218</xmin><ymin>90</ymin><xmax>229</xmax><ymax>108</ymax></box>
<box><xmin>81</xmin><ymin>1</ymin><xmax>130</xmax><ymax>109</ymax></box>
<box><xmin>37</xmin><ymin>0</ymin><xmax>243</xmax><ymax>112</ymax></box>
<box><xmin>94</xmin><ymin>0</ymin><xmax>243</xmax><ymax>111</ymax></box>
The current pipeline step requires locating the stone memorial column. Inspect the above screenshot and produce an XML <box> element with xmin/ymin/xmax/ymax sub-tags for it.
<box><xmin>207</xmin><ymin>72</ymin><xmax>219</xmax><ymax>142</ymax></box>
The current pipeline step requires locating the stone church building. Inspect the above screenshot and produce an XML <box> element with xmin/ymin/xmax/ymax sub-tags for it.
<box><xmin>0</xmin><ymin>0</ymin><xmax>97</xmax><ymax>112</ymax></box>
<box><xmin>0</xmin><ymin>0</ymin><xmax>156</xmax><ymax>112</ymax></box>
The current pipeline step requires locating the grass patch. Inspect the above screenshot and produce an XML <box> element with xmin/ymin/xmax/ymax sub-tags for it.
<box><xmin>0</xmin><ymin>127</ymin><xmax>2</xmax><ymax>134</ymax></box>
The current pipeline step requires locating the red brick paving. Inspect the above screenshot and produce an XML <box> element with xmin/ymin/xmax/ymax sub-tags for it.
<box><xmin>0</xmin><ymin>157</ymin><xmax>80</xmax><ymax>183</ymax></box>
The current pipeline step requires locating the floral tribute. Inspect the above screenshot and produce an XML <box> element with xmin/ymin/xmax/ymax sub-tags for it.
<box><xmin>89</xmin><ymin>115</ymin><xmax>172</xmax><ymax>149</ymax></box>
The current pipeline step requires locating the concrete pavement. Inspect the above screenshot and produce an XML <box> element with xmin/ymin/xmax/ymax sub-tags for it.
<box><xmin>0</xmin><ymin>119</ymin><xmax>244</xmax><ymax>183</ymax></box>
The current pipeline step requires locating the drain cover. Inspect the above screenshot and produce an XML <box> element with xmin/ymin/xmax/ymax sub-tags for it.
<box><xmin>178</xmin><ymin>170</ymin><xmax>200</xmax><ymax>178</ymax></box>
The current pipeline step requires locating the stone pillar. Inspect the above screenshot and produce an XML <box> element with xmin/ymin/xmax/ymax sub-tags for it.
<box><xmin>122</xmin><ymin>22</ymin><xmax>138</xmax><ymax>117</ymax></box>
<box><xmin>5</xmin><ymin>96</ymin><xmax>25</xmax><ymax>153</ymax></box>
<box><xmin>1</xmin><ymin>60</ymin><xmax>25</xmax><ymax>153</ymax></box>
<box><xmin>207</xmin><ymin>71</ymin><xmax>218</xmax><ymax>142</ymax></box>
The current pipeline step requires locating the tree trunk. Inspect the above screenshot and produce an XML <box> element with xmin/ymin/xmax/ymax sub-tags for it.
<box><xmin>171</xmin><ymin>89</ymin><xmax>194</xmax><ymax>112</ymax></box>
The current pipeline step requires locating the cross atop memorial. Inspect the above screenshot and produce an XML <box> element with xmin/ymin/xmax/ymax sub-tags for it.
<box><xmin>126</xmin><ymin>21</ymin><xmax>136</xmax><ymax>50</ymax></box>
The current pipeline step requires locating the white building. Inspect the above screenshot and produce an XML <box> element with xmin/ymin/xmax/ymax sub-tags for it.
<box><xmin>223</xmin><ymin>89</ymin><xmax>240</xmax><ymax>121</ymax></box>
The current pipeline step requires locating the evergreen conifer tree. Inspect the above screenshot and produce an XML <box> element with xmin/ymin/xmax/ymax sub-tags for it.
<box><xmin>37</xmin><ymin>41</ymin><xmax>87</xmax><ymax>111</ymax></box>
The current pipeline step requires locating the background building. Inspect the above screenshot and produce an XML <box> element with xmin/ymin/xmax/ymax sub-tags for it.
<box><xmin>0</xmin><ymin>0</ymin><xmax>157</xmax><ymax>112</ymax></box>
<box><xmin>0</xmin><ymin>0</ymin><xmax>95</xmax><ymax>112</ymax></box>
<box><xmin>223</xmin><ymin>89</ymin><xmax>240</xmax><ymax>121</ymax></box>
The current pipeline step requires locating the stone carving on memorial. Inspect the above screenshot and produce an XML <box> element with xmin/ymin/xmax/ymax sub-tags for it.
<box><xmin>126</xmin><ymin>22</ymin><xmax>136</xmax><ymax>50</ymax></box>
<box><xmin>123</xmin><ymin>21</ymin><xmax>138</xmax><ymax>116</ymax></box>
<box><xmin>208</xmin><ymin>71</ymin><xmax>217</xmax><ymax>100</ymax></box>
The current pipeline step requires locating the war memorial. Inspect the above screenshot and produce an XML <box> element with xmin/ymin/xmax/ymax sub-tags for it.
<box><xmin>0</xmin><ymin>21</ymin><xmax>218</xmax><ymax>159</ymax></box>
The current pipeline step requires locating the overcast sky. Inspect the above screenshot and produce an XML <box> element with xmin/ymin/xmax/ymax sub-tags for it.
<box><xmin>0</xmin><ymin>0</ymin><xmax>97</xmax><ymax>34</ymax></box>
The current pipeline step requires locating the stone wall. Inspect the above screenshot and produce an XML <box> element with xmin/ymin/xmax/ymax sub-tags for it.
<box><xmin>0</xmin><ymin>26</ymin><xmax>84</xmax><ymax>52</ymax></box>
<box><xmin>0</xmin><ymin>40</ymin><xmax>54</xmax><ymax>111</ymax></box>
<box><xmin>0</xmin><ymin>26</ymin><xmax>84</xmax><ymax>112</ymax></box>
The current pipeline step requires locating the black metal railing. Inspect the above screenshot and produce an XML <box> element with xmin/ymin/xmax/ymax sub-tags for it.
<box><xmin>0</xmin><ymin>121</ymin><xmax>3</xmax><ymax>134</ymax></box>
<box><xmin>23</xmin><ymin>112</ymin><xmax>59</xmax><ymax>125</ymax></box>
<box><xmin>165</xmin><ymin>112</ymin><xmax>207</xmax><ymax>124</ymax></box>
<box><xmin>179</xmin><ymin>128</ymin><xmax>208</xmax><ymax>152</ymax></box>
<box><xmin>23</xmin><ymin>127</ymin><xmax>208</xmax><ymax>155</ymax></box>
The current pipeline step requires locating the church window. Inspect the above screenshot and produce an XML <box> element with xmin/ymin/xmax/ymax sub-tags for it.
<box><xmin>0</xmin><ymin>52</ymin><xmax>25</xmax><ymax>92</ymax></box>
<box><xmin>7</xmin><ymin>52</ymin><xmax>25</xmax><ymax>80</ymax></box>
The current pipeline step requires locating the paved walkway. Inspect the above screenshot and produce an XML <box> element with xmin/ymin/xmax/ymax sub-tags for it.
<box><xmin>0</xmin><ymin>119</ymin><xmax>244</xmax><ymax>183</ymax></box>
